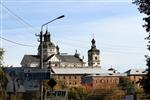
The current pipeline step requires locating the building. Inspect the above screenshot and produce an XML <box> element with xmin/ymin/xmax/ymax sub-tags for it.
<box><xmin>21</xmin><ymin>29</ymin><xmax>92</xmax><ymax>68</ymax></box>
<box><xmin>88</xmin><ymin>38</ymin><xmax>100</xmax><ymax>67</ymax></box>
<box><xmin>82</xmin><ymin>73</ymin><xmax>126</xmax><ymax>90</ymax></box>
<box><xmin>125</xmin><ymin>68</ymin><xmax>147</xmax><ymax>88</ymax></box>
<box><xmin>51</xmin><ymin>67</ymin><xmax>115</xmax><ymax>87</ymax></box>
<box><xmin>20</xmin><ymin>29</ymin><xmax>146</xmax><ymax>90</ymax></box>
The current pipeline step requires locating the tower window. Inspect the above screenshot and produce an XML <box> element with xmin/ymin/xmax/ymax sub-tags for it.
<box><xmin>95</xmin><ymin>57</ymin><xmax>97</xmax><ymax>60</ymax></box>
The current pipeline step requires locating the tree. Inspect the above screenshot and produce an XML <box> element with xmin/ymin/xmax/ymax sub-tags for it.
<box><xmin>68</xmin><ymin>86</ymin><xmax>88</xmax><ymax>100</ymax></box>
<box><xmin>119</xmin><ymin>77</ymin><xmax>135</xmax><ymax>94</ymax></box>
<box><xmin>0</xmin><ymin>48</ymin><xmax>4</xmax><ymax>67</ymax></box>
<box><xmin>0</xmin><ymin>48</ymin><xmax>7</xmax><ymax>100</ymax></box>
<box><xmin>87</xmin><ymin>87</ymin><xmax>125</xmax><ymax>100</ymax></box>
<box><xmin>133</xmin><ymin>0</ymin><xmax>150</xmax><ymax>97</ymax></box>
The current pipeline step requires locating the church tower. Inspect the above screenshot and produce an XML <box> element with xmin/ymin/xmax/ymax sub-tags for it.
<box><xmin>88</xmin><ymin>38</ymin><xmax>100</xmax><ymax>67</ymax></box>
<box><xmin>38</xmin><ymin>29</ymin><xmax>57</xmax><ymax>59</ymax></box>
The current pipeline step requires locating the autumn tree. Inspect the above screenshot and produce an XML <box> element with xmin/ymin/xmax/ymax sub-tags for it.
<box><xmin>133</xmin><ymin>0</ymin><xmax>150</xmax><ymax>97</ymax></box>
<box><xmin>87</xmin><ymin>87</ymin><xmax>125</xmax><ymax>100</ymax></box>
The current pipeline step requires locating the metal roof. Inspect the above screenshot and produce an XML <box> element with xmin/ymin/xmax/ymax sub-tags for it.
<box><xmin>84</xmin><ymin>73</ymin><xmax>127</xmax><ymax>77</ymax></box>
<box><xmin>21</xmin><ymin>54</ymin><xmax>84</xmax><ymax>65</ymax></box>
<box><xmin>21</xmin><ymin>55</ymin><xmax>40</xmax><ymax>64</ymax></box>
<box><xmin>52</xmin><ymin>67</ymin><xmax>113</xmax><ymax>75</ymax></box>
<box><xmin>125</xmin><ymin>68</ymin><xmax>147</xmax><ymax>75</ymax></box>
<box><xmin>59</xmin><ymin>55</ymin><xmax>83</xmax><ymax>63</ymax></box>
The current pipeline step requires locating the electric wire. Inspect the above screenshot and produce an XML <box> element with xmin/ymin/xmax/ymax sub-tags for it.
<box><xmin>0</xmin><ymin>2</ymin><xmax>38</xmax><ymax>31</ymax></box>
<box><xmin>0</xmin><ymin>2</ymin><xmax>146</xmax><ymax>55</ymax></box>
<box><xmin>0</xmin><ymin>2</ymin><xmax>39</xmax><ymax>47</ymax></box>
<box><xmin>0</xmin><ymin>36</ymin><xmax>37</xmax><ymax>47</ymax></box>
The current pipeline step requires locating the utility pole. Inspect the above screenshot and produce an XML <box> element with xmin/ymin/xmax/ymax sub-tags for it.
<box><xmin>39</xmin><ymin>30</ymin><xmax>44</xmax><ymax>100</ymax></box>
<box><xmin>38</xmin><ymin>15</ymin><xmax>64</xmax><ymax>100</ymax></box>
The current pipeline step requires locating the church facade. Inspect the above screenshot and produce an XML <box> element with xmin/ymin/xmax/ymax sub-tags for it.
<box><xmin>21</xmin><ymin>29</ymin><xmax>100</xmax><ymax>68</ymax></box>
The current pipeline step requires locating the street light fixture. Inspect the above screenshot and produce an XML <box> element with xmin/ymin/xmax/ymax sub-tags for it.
<box><xmin>40</xmin><ymin>15</ymin><xmax>64</xmax><ymax>69</ymax></box>
<box><xmin>39</xmin><ymin>15</ymin><xmax>64</xmax><ymax>100</ymax></box>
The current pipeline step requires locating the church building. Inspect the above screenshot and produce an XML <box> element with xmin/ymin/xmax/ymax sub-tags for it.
<box><xmin>20</xmin><ymin>29</ymin><xmax>127</xmax><ymax>88</ymax></box>
<box><xmin>21</xmin><ymin>29</ymin><xmax>100</xmax><ymax>68</ymax></box>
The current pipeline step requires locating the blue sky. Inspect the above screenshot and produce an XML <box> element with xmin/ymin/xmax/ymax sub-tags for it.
<box><xmin>0</xmin><ymin>0</ymin><xmax>147</xmax><ymax>72</ymax></box>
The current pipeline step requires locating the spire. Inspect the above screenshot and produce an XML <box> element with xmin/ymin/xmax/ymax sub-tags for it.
<box><xmin>88</xmin><ymin>35</ymin><xmax>100</xmax><ymax>67</ymax></box>
<box><xmin>56</xmin><ymin>45</ymin><xmax>60</xmax><ymax>55</ymax></box>
<box><xmin>91</xmin><ymin>38</ymin><xmax>96</xmax><ymax>49</ymax></box>
<box><xmin>44</xmin><ymin>27</ymin><xmax>51</xmax><ymax>42</ymax></box>
<box><xmin>74</xmin><ymin>49</ymin><xmax>79</xmax><ymax>58</ymax></box>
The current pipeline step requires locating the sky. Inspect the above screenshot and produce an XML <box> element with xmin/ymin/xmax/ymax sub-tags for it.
<box><xmin>0</xmin><ymin>0</ymin><xmax>148</xmax><ymax>72</ymax></box>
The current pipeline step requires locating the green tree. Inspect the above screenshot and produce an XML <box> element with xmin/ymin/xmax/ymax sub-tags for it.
<box><xmin>0</xmin><ymin>48</ymin><xmax>4</xmax><ymax>67</ymax></box>
<box><xmin>133</xmin><ymin>0</ymin><xmax>150</xmax><ymax>97</ymax></box>
<box><xmin>119</xmin><ymin>77</ymin><xmax>135</xmax><ymax>94</ymax></box>
<box><xmin>0</xmin><ymin>48</ymin><xmax>7</xmax><ymax>100</ymax></box>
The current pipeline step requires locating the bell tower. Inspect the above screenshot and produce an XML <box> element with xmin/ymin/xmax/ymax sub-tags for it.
<box><xmin>88</xmin><ymin>38</ymin><xmax>100</xmax><ymax>67</ymax></box>
<box><xmin>38</xmin><ymin>28</ymin><xmax>57</xmax><ymax>59</ymax></box>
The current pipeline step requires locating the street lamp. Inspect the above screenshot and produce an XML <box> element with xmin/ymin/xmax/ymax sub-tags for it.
<box><xmin>39</xmin><ymin>15</ymin><xmax>64</xmax><ymax>100</ymax></box>
<box><xmin>40</xmin><ymin>15</ymin><xmax>64</xmax><ymax>69</ymax></box>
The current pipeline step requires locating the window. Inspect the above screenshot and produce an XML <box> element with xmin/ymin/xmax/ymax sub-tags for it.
<box><xmin>63</xmin><ymin>76</ymin><xmax>65</xmax><ymax>79</ymax></box>
<box><xmin>95</xmin><ymin>80</ymin><xmax>98</xmax><ymax>83</ymax></box>
<box><xmin>74</xmin><ymin>76</ymin><xmax>77</xmax><ymax>79</ymax></box>
<box><xmin>69</xmin><ymin>76</ymin><xmax>71</xmax><ymax>79</ymax></box>
<box><xmin>57</xmin><ymin>76</ymin><xmax>59</xmax><ymax>79</ymax></box>
<box><xmin>95</xmin><ymin>57</ymin><xmax>97</xmax><ymax>60</ymax></box>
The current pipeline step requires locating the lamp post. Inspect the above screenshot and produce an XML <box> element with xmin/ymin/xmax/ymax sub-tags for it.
<box><xmin>39</xmin><ymin>15</ymin><xmax>64</xmax><ymax>100</ymax></box>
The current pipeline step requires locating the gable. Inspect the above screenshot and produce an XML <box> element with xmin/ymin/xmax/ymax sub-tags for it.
<box><xmin>47</xmin><ymin>55</ymin><xmax>60</xmax><ymax>62</ymax></box>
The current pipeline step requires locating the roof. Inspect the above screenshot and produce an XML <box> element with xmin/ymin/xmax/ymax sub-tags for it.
<box><xmin>125</xmin><ymin>68</ymin><xmax>147</xmax><ymax>75</ymax></box>
<box><xmin>84</xmin><ymin>73</ymin><xmax>127</xmax><ymax>77</ymax></box>
<box><xmin>59</xmin><ymin>55</ymin><xmax>83</xmax><ymax>63</ymax></box>
<box><xmin>52</xmin><ymin>67</ymin><xmax>113</xmax><ymax>75</ymax></box>
<box><xmin>44</xmin><ymin>54</ymin><xmax>84</xmax><ymax>64</ymax></box>
<box><xmin>21</xmin><ymin>55</ymin><xmax>40</xmax><ymax>64</ymax></box>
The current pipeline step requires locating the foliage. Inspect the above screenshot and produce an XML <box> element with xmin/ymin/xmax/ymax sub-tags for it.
<box><xmin>68</xmin><ymin>86</ymin><xmax>88</xmax><ymax>100</ymax></box>
<box><xmin>0</xmin><ymin>48</ymin><xmax>7</xmax><ymax>100</ymax></box>
<box><xmin>119</xmin><ymin>77</ymin><xmax>135</xmax><ymax>94</ymax></box>
<box><xmin>133</xmin><ymin>0</ymin><xmax>150</xmax><ymax>96</ymax></box>
<box><xmin>0</xmin><ymin>48</ymin><xmax>4</xmax><ymax>67</ymax></box>
<box><xmin>87</xmin><ymin>87</ymin><xmax>125</xmax><ymax>100</ymax></box>
<box><xmin>22</xmin><ymin>92</ymin><xmax>38</xmax><ymax>100</ymax></box>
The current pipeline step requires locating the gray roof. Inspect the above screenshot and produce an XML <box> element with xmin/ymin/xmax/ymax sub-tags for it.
<box><xmin>125</xmin><ymin>68</ymin><xmax>147</xmax><ymax>75</ymax></box>
<box><xmin>45</xmin><ymin>54</ymin><xmax>84</xmax><ymax>64</ymax></box>
<box><xmin>21</xmin><ymin>55</ymin><xmax>40</xmax><ymax>64</ymax></box>
<box><xmin>21</xmin><ymin>54</ymin><xmax>84</xmax><ymax>66</ymax></box>
<box><xmin>84</xmin><ymin>73</ymin><xmax>127</xmax><ymax>77</ymax></box>
<box><xmin>59</xmin><ymin>55</ymin><xmax>83</xmax><ymax>63</ymax></box>
<box><xmin>52</xmin><ymin>67</ymin><xmax>113</xmax><ymax>75</ymax></box>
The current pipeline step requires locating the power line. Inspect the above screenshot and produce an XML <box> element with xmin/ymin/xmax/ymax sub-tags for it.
<box><xmin>0</xmin><ymin>36</ymin><xmax>37</xmax><ymax>47</ymax></box>
<box><xmin>0</xmin><ymin>2</ymin><xmax>39</xmax><ymax>32</ymax></box>
<box><xmin>0</xmin><ymin>2</ymin><xmax>39</xmax><ymax>47</ymax></box>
